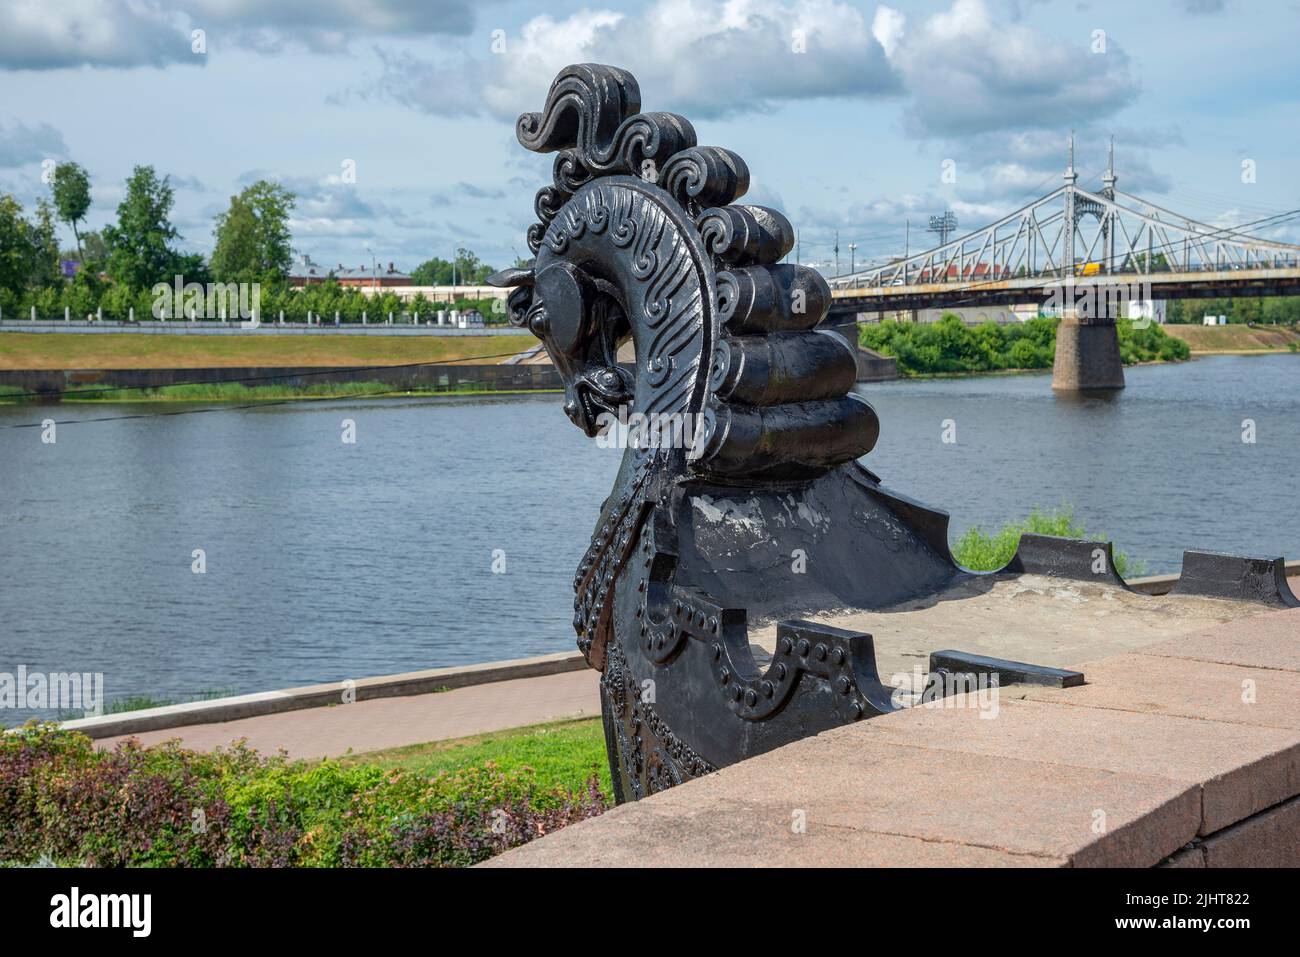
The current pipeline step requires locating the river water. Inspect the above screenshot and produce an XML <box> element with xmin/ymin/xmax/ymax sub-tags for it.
<box><xmin>1</xmin><ymin>353</ymin><xmax>1295</xmax><ymax>720</ymax></box>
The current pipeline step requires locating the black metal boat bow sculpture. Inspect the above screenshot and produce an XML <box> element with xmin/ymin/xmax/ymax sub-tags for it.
<box><xmin>488</xmin><ymin>63</ymin><xmax>1297</xmax><ymax>803</ymax></box>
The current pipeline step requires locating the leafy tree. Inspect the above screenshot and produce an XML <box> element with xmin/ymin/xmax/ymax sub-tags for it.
<box><xmin>0</xmin><ymin>195</ymin><xmax>58</xmax><ymax>296</ymax></box>
<box><xmin>50</xmin><ymin>162</ymin><xmax>92</xmax><ymax>261</ymax></box>
<box><xmin>29</xmin><ymin>200</ymin><xmax>62</xmax><ymax>288</ymax></box>
<box><xmin>80</xmin><ymin>230</ymin><xmax>109</xmax><ymax>267</ymax></box>
<box><xmin>410</xmin><ymin>256</ymin><xmax>453</xmax><ymax>286</ymax></box>
<box><xmin>62</xmin><ymin>270</ymin><xmax>105</xmax><ymax>319</ymax></box>
<box><xmin>410</xmin><ymin>248</ymin><xmax>496</xmax><ymax>286</ymax></box>
<box><xmin>175</xmin><ymin>251</ymin><xmax>212</xmax><ymax>287</ymax></box>
<box><xmin>860</xmin><ymin>313</ymin><xmax>1187</xmax><ymax>375</ymax></box>
<box><xmin>370</xmin><ymin>290</ymin><xmax>403</xmax><ymax>322</ymax></box>
<box><xmin>1165</xmin><ymin>295</ymin><xmax>1300</xmax><ymax>325</ymax></box>
<box><xmin>210</xmin><ymin>180</ymin><xmax>296</xmax><ymax>285</ymax></box>
<box><xmin>454</xmin><ymin>247</ymin><xmax>495</xmax><ymax>284</ymax></box>
<box><xmin>0</xmin><ymin>194</ymin><xmax>35</xmax><ymax>295</ymax></box>
<box><xmin>99</xmin><ymin>281</ymin><xmax>153</xmax><ymax>321</ymax></box>
<box><xmin>453</xmin><ymin>247</ymin><xmax>481</xmax><ymax>284</ymax></box>
<box><xmin>102</xmin><ymin>166</ymin><xmax>181</xmax><ymax>291</ymax></box>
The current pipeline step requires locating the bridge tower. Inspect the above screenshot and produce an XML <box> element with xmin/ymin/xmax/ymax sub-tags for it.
<box><xmin>1052</xmin><ymin>132</ymin><xmax>1125</xmax><ymax>392</ymax></box>
<box><xmin>1100</xmin><ymin>137</ymin><xmax>1116</xmax><ymax>273</ymax></box>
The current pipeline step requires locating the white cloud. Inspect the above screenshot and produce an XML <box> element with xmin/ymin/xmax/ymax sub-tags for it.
<box><xmin>372</xmin><ymin>0</ymin><xmax>899</xmax><ymax>121</ymax></box>
<box><xmin>0</xmin><ymin>0</ymin><xmax>486</xmax><ymax>70</ymax></box>
<box><xmin>946</xmin><ymin>127</ymin><xmax>1173</xmax><ymax>202</ymax></box>
<box><xmin>183</xmin><ymin>0</ymin><xmax>484</xmax><ymax>53</ymax></box>
<box><xmin>369</xmin><ymin>0</ymin><xmax>1138</xmax><ymax>142</ymax></box>
<box><xmin>0</xmin><ymin>0</ymin><xmax>193</xmax><ymax>71</ymax></box>
<box><xmin>871</xmin><ymin>5</ymin><xmax>905</xmax><ymax>58</ymax></box>
<box><xmin>884</xmin><ymin>0</ymin><xmax>1138</xmax><ymax>138</ymax></box>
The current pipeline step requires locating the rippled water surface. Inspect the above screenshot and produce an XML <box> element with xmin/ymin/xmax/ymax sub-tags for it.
<box><xmin>1</xmin><ymin>353</ymin><xmax>1295</xmax><ymax>719</ymax></box>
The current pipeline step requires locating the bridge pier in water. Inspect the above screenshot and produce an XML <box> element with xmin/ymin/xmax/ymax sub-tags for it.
<box><xmin>1052</xmin><ymin>304</ymin><xmax>1125</xmax><ymax>392</ymax></box>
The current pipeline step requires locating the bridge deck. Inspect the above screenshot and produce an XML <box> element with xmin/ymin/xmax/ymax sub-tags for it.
<box><xmin>829</xmin><ymin>267</ymin><xmax>1300</xmax><ymax>312</ymax></box>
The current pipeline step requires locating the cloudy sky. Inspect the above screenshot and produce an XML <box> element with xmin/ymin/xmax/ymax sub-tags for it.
<box><xmin>1</xmin><ymin>0</ymin><xmax>1297</xmax><ymax>274</ymax></box>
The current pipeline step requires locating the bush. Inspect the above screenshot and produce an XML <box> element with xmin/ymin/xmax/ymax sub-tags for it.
<box><xmin>860</xmin><ymin>315</ymin><xmax>1059</xmax><ymax>375</ymax></box>
<box><xmin>951</xmin><ymin>505</ymin><xmax>1143</xmax><ymax>577</ymax></box>
<box><xmin>1118</xmin><ymin>319</ymin><xmax>1191</xmax><ymax>363</ymax></box>
<box><xmin>0</xmin><ymin>724</ymin><xmax>608</xmax><ymax>868</ymax></box>
<box><xmin>860</xmin><ymin>314</ymin><xmax>1189</xmax><ymax>375</ymax></box>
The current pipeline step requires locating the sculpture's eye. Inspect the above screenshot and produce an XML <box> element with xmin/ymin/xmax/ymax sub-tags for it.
<box><xmin>534</xmin><ymin>261</ymin><xmax>586</xmax><ymax>353</ymax></box>
<box><xmin>527</xmin><ymin>303</ymin><xmax>549</xmax><ymax>337</ymax></box>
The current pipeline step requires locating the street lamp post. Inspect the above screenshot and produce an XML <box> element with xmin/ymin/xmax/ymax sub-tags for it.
<box><xmin>848</xmin><ymin>243</ymin><xmax>858</xmax><ymax>274</ymax></box>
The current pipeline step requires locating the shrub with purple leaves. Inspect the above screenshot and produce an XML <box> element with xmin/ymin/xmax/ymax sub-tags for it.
<box><xmin>0</xmin><ymin>724</ymin><xmax>609</xmax><ymax>867</ymax></box>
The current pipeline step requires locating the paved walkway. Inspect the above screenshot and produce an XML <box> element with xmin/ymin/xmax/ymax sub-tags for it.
<box><xmin>90</xmin><ymin>573</ymin><xmax>1297</xmax><ymax>765</ymax></box>
<box><xmin>94</xmin><ymin>669</ymin><xmax>600</xmax><ymax>761</ymax></box>
<box><xmin>489</xmin><ymin>607</ymin><xmax>1300</xmax><ymax>867</ymax></box>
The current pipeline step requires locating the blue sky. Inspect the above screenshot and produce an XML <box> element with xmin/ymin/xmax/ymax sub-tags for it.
<box><xmin>1</xmin><ymin>0</ymin><xmax>1297</xmax><ymax>274</ymax></box>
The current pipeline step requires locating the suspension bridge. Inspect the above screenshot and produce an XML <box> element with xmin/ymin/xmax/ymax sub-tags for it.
<box><xmin>824</xmin><ymin>138</ymin><xmax>1300</xmax><ymax>390</ymax></box>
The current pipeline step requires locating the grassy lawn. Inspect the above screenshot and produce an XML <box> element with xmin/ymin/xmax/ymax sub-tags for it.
<box><xmin>0</xmin><ymin>331</ymin><xmax>536</xmax><ymax>370</ymax></box>
<box><xmin>0</xmin><ymin>380</ymin><xmax>559</xmax><ymax>403</ymax></box>
<box><xmin>341</xmin><ymin>716</ymin><xmax>611</xmax><ymax>798</ymax></box>
<box><xmin>1161</xmin><ymin>324</ymin><xmax>1300</xmax><ymax>353</ymax></box>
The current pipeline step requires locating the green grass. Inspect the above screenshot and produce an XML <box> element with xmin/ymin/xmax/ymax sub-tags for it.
<box><xmin>0</xmin><ymin>331</ymin><xmax>536</xmax><ymax>370</ymax></box>
<box><xmin>1161</xmin><ymin>323</ymin><xmax>1300</xmax><ymax>353</ymax></box>
<box><xmin>108</xmin><ymin>689</ymin><xmax>233</xmax><ymax>712</ymax></box>
<box><xmin>41</xmin><ymin>688</ymin><xmax>235</xmax><ymax>726</ymax></box>
<box><xmin>104</xmin><ymin>695</ymin><xmax>176</xmax><ymax>714</ymax></box>
<box><xmin>340</xmin><ymin>717</ymin><xmax>611</xmax><ymax>798</ymax></box>
<box><xmin>70</xmin><ymin>381</ymin><xmax>399</xmax><ymax>402</ymax></box>
<box><xmin>952</xmin><ymin>505</ymin><xmax>1144</xmax><ymax>577</ymax></box>
<box><xmin>0</xmin><ymin>380</ymin><xmax>560</xmax><ymax>404</ymax></box>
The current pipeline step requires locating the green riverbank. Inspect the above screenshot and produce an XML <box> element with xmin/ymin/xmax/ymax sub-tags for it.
<box><xmin>0</xmin><ymin>381</ymin><xmax>561</xmax><ymax>403</ymax></box>
<box><xmin>860</xmin><ymin>314</ymin><xmax>1190</xmax><ymax>377</ymax></box>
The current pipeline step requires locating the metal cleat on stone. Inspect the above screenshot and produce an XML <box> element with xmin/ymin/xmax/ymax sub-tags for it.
<box><xmin>1170</xmin><ymin>550</ymin><xmax>1299</xmax><ymax>607</ymax></box>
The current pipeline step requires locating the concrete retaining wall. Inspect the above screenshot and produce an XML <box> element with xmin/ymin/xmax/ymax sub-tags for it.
<box><xmin>819</xmin><ymin>316</ymin><xmax>899</xmax><ymax>382</ymax></box>
<box><xmin>855</xmin><ymin>348</ymin><xmax>899</xmax><ymax>382</ymax></box>
<box><xmin>55</xmin><ymin>651</ymin><xmax>587</xmax><ymax>740</ymax></box>
<box><xmin>0</xmin><ymin>363</ymin><xmax>563</xmax><ymax>396</ymax></box>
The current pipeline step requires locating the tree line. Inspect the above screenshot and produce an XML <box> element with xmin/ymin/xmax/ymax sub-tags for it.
<box><xmin>0</xmin><ymin>163</ymin><xmax>508</xmax><ymax>322</ymax></box>
<box><xmin>1165</xmin><ymin>296</ymin><xmax>1300</xmax><ymax>325</ymax></box>
<box><xmin>859</xmin><ymin>313</ymin><xmax>1190</xmax><ymax>376</ymax></box>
